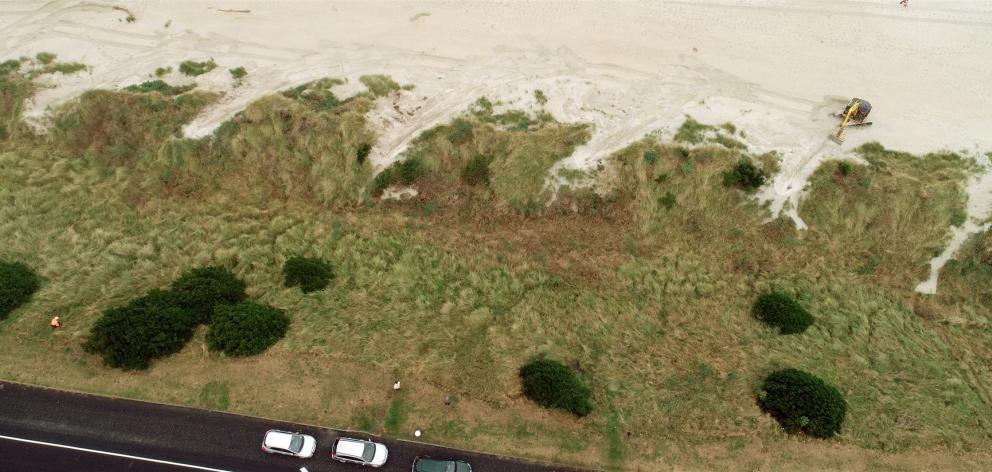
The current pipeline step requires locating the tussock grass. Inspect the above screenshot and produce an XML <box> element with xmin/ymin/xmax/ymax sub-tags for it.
<box><xmin>800</xmin><ymin>142</ymin><xmax>969</xmax><ymax>288</ymax></box>
<box><xmin>378</xmin><ymin>102</ymin><xmax>590</xmax><ymax>213</ymax></box>
<box><xmin>153</xmin><ymin>92</ymin><xmax>375</xmax><ymax>205</ymax></box>
<box><xmin>51</xmin><ymin>89</ymin><xmax>218</xmax><ymax>167</ymax></box>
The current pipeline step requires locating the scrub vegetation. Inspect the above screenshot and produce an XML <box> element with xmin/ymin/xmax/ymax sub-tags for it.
<box><xmin>0</xmin><ymin>66</ymin><xmax>990</xmax><ymax>470</ymax></box>
<box><xmin>0</xmin><ymin>261</ymin><xmax>40</xmax><ymax>320</ymax></box>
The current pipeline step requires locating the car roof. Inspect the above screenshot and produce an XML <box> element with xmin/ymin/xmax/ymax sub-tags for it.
<box><xmin>416</xmin><ymin>457</ymin><xmax>470</xmax><ymax>472</ymax></box>
<box><xmin>264</xmin><ymin>430</ymin><xmax>293</xmax><ymax>450</ymax></box>
<box><xmin>335</xmin><ymin>438</ymin><xmax>367</xmax><ymax>458</ymax></box>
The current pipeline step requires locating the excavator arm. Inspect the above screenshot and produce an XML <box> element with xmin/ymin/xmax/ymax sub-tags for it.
<box><xmin>830</xmin><ymin>101</ymin><xmax>860</xmax><ymax>144</ymax></box>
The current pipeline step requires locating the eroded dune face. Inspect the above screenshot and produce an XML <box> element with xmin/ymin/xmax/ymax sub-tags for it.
<box><xmin>2</xmin><ymin>0</ymin><xmax>990</xmax><ymax>291</ymax></box>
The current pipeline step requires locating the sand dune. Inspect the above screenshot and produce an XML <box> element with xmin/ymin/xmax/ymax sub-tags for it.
<box><xmin>2</xmin><ymin>0</ymin><xmax>990</xmax><ymax>292</ymax></box>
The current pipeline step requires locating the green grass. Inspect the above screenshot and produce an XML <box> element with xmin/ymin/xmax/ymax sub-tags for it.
<box><xmin>199</xmin><ymin>381</ymin><xmax>230</xmax><ymax>411</ymax></box>
<box><xmin>124</xmin><ymin>80</ymin><xmax>196</xmax><ymax>96</ymax></box>
<box><xmin>0</xmin><ymin>69</ymin><xmax>989</xmax><ymax>470</ymax></box>
<box><xmin>359</xmin><ymin>74</ymin><xmax>401</xmax><ymax>97</ymax></box>
<box><xmin>35</xmin><ymin>52</ymin><xmax>56</xmax><ymax>65</ymax></box>
<box><xmin>384</xmin><ymin>394</ymin><xmax>408</xmax><ymax>435</ymax></box>
<box><xmin>179</xmin><ymin>59</ymin><xmax>217</xmax><ymax>77</ymax></box>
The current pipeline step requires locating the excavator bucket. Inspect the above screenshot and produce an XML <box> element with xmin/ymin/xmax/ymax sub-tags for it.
<box><xmin>829</xmin><ymin>131</ymin><xmax>844</xmax><ymax>144</ymax></box>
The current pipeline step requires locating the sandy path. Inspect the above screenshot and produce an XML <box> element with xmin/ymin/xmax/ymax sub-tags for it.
<box><xmin>2</xmin><ymin>0</ymin><xmax>990</xmax><ymax>292</ymax></box>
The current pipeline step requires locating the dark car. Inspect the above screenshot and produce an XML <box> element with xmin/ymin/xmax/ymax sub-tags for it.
<box><xmin>413</xmin><ymin>456</ymin><xmax>472</xmax><ymax>472</ymax></box>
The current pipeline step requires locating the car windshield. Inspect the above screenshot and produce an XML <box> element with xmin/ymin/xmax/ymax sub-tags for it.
<box><xmin>288</xmin><ymin>435</ymin><xmax>303</xmax><ymax>453</ymax></box>
<box><xmin>362</xmin><ymin>442</ymin><xmax>375</xmax><ymax>462</ymax></box>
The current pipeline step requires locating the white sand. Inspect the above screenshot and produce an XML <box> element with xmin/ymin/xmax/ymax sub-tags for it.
<box><xmin>2</xmin><ymin>0</ymin><xmax>990</xmax><ymax>291</ymax></box>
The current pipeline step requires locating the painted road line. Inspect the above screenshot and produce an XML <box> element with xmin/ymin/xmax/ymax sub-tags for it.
<box><xmin>0</xmin><ymin>434</ymin><xmax>233</xmax><ymax>472</ymax></box>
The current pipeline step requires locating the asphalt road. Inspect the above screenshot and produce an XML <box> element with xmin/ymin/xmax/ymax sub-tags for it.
<box><xmin>0</xmin><ymin>381</ymin><xmax>591</xmax><ymax>472</ymax></box>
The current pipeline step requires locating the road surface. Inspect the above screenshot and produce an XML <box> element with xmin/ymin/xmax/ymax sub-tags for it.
<box><xmin>0</xmin><ymin>381</ymin><xmax>591</xmax><ymax>472</ymax></box>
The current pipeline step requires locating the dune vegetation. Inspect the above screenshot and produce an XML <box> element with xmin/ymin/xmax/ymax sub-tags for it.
<box><xmin>1</xmin><ymin>66</ymin><xmax>991</xmax><ymax>470</ymax></box>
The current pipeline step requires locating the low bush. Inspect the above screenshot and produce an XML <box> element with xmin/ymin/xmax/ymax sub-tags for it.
<box><xmin>229</xmin><ymin>67</ymin><xmax>247</xmax><ymax>80</ymax></box>
<box><xmin>371</xmin><ymin>158</ymin><xmax>426</xmax><ymax>196</ymax></box>
<box><xmin>753</xmin><ymin>291</ymin><xmax>813</xmax><ymax>334</ymax></box>
<box><xmin>170</xmin><ymin>266</ymin><xmax>246</xmax><ymax>323</ymax></box>
<box><xmin>283</xmin><ymin>256</ymin><xmax>333</xmax><ymax>293</ymax></box>
<box><xmin>83</xmin><ymin>290</ymin><xmax>196</xmax><ymax>370</ymax></box>
<box><xmin>757</xmin><ymin>368</ymin><xmax>847</xmax><ymax>438</ymax></box>
<box><xmin>369</xmin><ymin>168</ymin><xmax>395</xmax><ymax>196</ymax></box>
<box><xmin>154</xmin><ymin>66</ymin><xmax>172</xmax><ymax>77</ymax></box>
<box><xmin>179</xmin><ymin>59</ymin><xmax>217</xmax><ymax>77</ymax></box>
<box><xmin>723</xmin><ymin>159</ymin><xmax>766</xmax><ymax>190</ymax></box>
<box><xmin>207</xmin><ymin>302</ymin><xmax>290</xmax><ymax>356</ymax></box>
<box><xmin>519</xmin><ymin>358</ymin><xmax>592</xmax><ymax>417</ymax></box>
<box><xmin>446</xmin><ymin>118</ymin><xmax>474</xmax><ymax>145</ymax></box>
<box><xmin>0</xmin><ymin>261</ymin><xmax>41</xmax><ymax>320</ymax></box>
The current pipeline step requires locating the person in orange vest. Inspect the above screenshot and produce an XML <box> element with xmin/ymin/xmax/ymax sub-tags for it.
<box><xmin>49</xmin><ymin>316</ymin><xmax>60</xmax><ymax>329</ymax></box>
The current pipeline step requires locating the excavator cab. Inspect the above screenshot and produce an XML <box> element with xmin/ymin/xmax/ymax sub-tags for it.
<box><xmin>830</xmin><ymin>97</ymin><xmax>873</xmax><ymax>143</ymax></box>
<box><xmin>843</xmin><ymin>98</ymin><xmax>871</xmax><ymax>123</ymax></box>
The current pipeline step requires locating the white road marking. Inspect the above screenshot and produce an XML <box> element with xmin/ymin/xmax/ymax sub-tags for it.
<box><xmin>0</xmin><ymin>434</ymin><xmax>233</xmax><ymax>472</ymax></box>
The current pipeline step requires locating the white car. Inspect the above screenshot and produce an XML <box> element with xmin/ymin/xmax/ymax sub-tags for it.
<box><xmin>331</xmin><ymin>437</ymin><xmax>388</xmax><ymax>467</ymax></box>
<box><xmin>262</xmin><ymin>430</ymin><xmax>317</xmax><ymax>458</ymax></box>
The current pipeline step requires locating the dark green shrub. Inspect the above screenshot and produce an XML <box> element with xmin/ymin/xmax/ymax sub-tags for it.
<box><xmin>170</xmin><ymin>266</ymin><xmax>246</xmax><ymax>323</ymax></box>
<box><xmin>658</xmin><ymin>191</ymin><xmax>676</xmax><ymax>210</ymax></box>
<box><xmin>519</xmin><ymin>358</ymin><xmax>592</xmax><ymax>417</ymax></box>
<box><xmin>461</xmin><ymin>155</ymin><xmax>491</xmax><ymax>186</ymax></box>
<box><xmin>369</xmin><ymin>168</ymin><xmax>395</xmax><ymax>196</ymax></box>
<box><xmin>179</xmin><ymin>59</ymin><xmax>217</xmax><ymax>77</ymax></box>
<box><xmin>0</xmin><ymin>261</ymin><xmax>41</xmax><ymax>320</ymax></box>
<box><xmin>356</xmin><ymin>143</ymin><xmax>372</xmax><ymax>164</ymax></box>
<box><xmin>83</xmin><ymin>290</ymin><xmax>196</xmax><ymax>370</ymax></box>
<box><xmin>753</xmin><ymin>291</ymin><xmax>813</xmax><ymax>334</ymax></box>
<box><xmin>757</xmin><ymin>368</ymin><xmax>846</xmax><ymax>438</ymax></box>
<box><xmin>836</xmin><ymin>161</ymin><xmax>853</xmax><ymax>176</ymax></box>
<box><xmin>283</xmin><ymin>256</ymin><xmax>333</xmax><ymax>293</ymax></box>
<box><xmin>396</xmin><ymin>158</ymin><xmax>424</xmax><ymax>185</ymax></box>
<box><xmin>154</xmin><ymin>66</ymin><xmax>171</xmax><ymax>77</ymax></box>
<box><xmin>207</xmin><ymin>302</ymin><xmax>290</xmax><ymax>356</ymax></box>
<box><xmin>723</xmin><ymin>159</ymin><xmax>766</xmax><ymax>190</ymax></box>
<box><xmin>370</xmin><ymin>157</ymin><xmax>426</xmax><ymax>196</ymax></box>
<box><xmin>229</xmin><ymin>67</ymin><xmax>247</xmax><ymax>80</ymax></box>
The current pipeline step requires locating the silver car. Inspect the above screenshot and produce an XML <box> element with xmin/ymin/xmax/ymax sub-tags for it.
<box><xmin>331</xmin><ymin>437</ymin><xmax>389</xmax><ymax>467</ymax></box>
<box><xmin>262</xmin><ymin>430</ymin><xmax>317</xmax><ymax>458</ymax></box>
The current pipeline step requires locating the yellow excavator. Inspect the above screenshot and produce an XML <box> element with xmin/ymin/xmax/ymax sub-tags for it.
<box><xmin>830</xmin><ymin>97</ymin><xmax>872</xmax><ymax>144</ymax></box>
